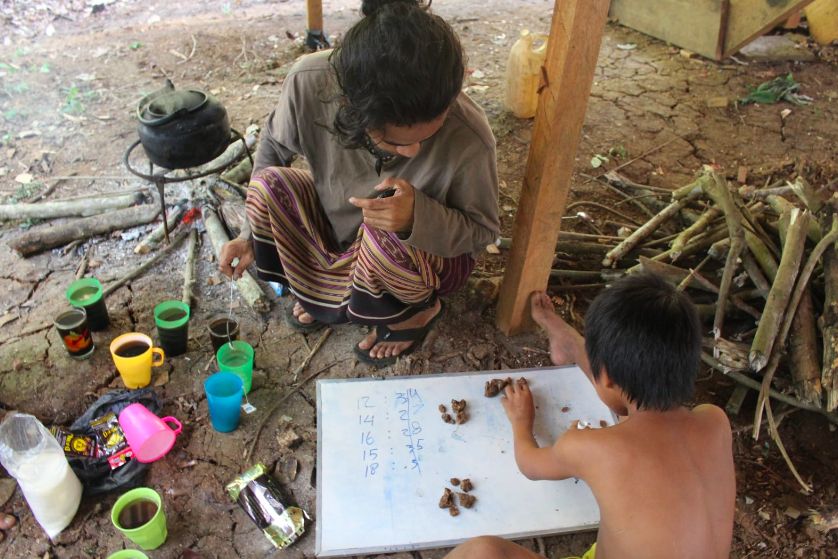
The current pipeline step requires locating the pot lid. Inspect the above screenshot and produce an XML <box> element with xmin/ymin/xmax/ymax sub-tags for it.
<box><xmin>138</xmin><ymin>89</ymin><xmax>208</xmax><ymax>126</ymax></box>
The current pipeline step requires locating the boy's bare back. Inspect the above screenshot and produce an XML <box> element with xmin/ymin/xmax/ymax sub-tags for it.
<box><xmin>567</xmin><ymin>404</ymin><xmax>735</xmax><ymax>559</ymax></box>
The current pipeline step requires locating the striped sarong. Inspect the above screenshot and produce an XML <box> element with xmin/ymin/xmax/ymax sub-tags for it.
<box><xmin>246</xmin><ymin>166</ymin><xmax>474</xmax><ymax>326</ymax></box>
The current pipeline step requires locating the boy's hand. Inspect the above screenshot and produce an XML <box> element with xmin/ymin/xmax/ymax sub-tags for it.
<box><xmin>348</xmin><ymin>177</ymin><xmax>415</xmax><ymax>233</ymax></box>
<box><xmin>501</xmin><ymin>378</ymin><xmax>535</xmax><ymax>433</ymax></box>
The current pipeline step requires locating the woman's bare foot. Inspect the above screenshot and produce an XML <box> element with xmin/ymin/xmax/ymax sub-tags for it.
<box><xmin>530</xmin><ymin>291</ymin><xmax>585</xmax><ymax>366</ymax></box>
<box><xmin>357</xmin><ymin>299</ymin><xmax>442</xmax><ymax>360</ymax></box>
<box><xmin>292</xmin><ymin>301</ymin><xmax>316</xmax><ymax>325</ymax></box>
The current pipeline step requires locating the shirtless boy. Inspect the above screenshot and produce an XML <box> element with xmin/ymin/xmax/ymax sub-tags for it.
<box><xmin>445</xmin><ymin>272</ymin><xmax>735</xmax><ymax>559</ymax></box>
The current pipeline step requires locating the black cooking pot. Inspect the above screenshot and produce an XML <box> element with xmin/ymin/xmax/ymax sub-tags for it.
<box><xmin>136</xmin><ymin>80</ymin><xmax>231</xmax><ymax>169</ymax></box>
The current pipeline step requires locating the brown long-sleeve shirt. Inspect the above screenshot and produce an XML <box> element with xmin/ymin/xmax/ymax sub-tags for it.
<box><xmin>253</xmin><ymin>50</ymin><xmax>500</xmax><ymax>258</ymax></box>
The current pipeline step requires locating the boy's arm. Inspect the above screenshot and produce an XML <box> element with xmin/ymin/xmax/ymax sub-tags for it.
<box><xmin>503</xmin><ymin>380</ymin><xmax>585</xmax><ymax>481</ymax></box>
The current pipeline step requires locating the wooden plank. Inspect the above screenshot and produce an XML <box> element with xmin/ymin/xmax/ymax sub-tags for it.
<box><xmin>724</xmin><ymin>0</ymin><xmax>816</xmax><ymax>57</ymax></box>
<box><xmin>496</xmin><ymin>0</ymin><xmax>610</xmax><ymax>335</ymax></box>
<box><xmin>307</xmin><ymin>0</ymin><xmax>323</xmax><ymax>31</ymax></box>
<box><xmin>610</xmin><ymin>0</ymin><xmax>724</xmax><ymax>59</ymax></box>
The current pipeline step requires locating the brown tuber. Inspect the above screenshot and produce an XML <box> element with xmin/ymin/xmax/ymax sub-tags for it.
<box><xmin>457</xmin><ymin>492</ymin><xmax>476</xmax><ymax>508</ymax></box>
<box><xmin>439</xmin><ymin>488</ymin><xmax>454</xmax><ymax>508</ymax></box>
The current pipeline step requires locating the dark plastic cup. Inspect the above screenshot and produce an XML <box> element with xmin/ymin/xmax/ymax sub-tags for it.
<box><xmin>153</xmin><ymin>300</ymin><xmax>190</xmax><ymax>357</ymax></box>
<box><xmin>54</xmin><ymin>307</ymin><xmax>94</xmax><ymax>359</ymax></box>
<box><xmin>66</xmin><ymin>277</ymin><xmax>110</xmax><ymax>331</ymax></box>
<box><xmin>208</xmin><ymin>316</ymin><xmax>239</xmax><ymax>352</ymax></box>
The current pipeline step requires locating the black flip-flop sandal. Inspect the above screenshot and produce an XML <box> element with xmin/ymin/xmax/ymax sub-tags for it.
<box><xmin>354</xmin><ymin>301</ymin><xmax>445</xmax><ymax>368</ymax></box>
<box><xmin>284</xmin><ymin>302</ymin><xmax>326</xmax><ymax>333</ymax></box>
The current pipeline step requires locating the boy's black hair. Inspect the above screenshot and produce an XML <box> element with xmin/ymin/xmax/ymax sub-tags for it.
<box><xmin>329</xmin><ymin>0</ymin><xmax>464</xmax><ymax>149</ymax></box>
<box><xmin>584</xmin><ymin>272</ymin><xmax>701</xmax><ymax>411</ymax></box>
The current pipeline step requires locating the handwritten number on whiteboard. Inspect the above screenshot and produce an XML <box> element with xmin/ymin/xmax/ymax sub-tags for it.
<box><xmin>358</xmin><ymin>396</ymin><xmax>374</xmax><ymax>409</ymax></box>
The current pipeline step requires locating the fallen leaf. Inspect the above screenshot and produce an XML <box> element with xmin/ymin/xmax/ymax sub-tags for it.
<box><xmin>616</xmin><ymin>43</ymin><xmax>637</xmax><ymax>50</ymax></box>
<box><xmin>485</xmin><ymin>243</ymin><xmax>500</xmax><ymax>255</ymax></box>
<box><xmin>14</xmin><ymin>172</ymin><xmax>33</xmax><ymax>184</ymax></box>
<box><xmin>153</xmin><ymin>368</ymin><xmax>169</xmax><ymax>387</ymax></box>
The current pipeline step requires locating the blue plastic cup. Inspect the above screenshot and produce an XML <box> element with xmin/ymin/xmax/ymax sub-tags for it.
<box><xmin>204</xmin><ymin>372</ymin><xmax>243</xmax><ymax>433</ymax></box>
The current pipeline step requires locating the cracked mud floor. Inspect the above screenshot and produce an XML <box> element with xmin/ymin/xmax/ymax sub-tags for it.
<box><xmin>0</xmin><ymin>1</ymin><xmax>837</xmax><ymax>558</ymax></box>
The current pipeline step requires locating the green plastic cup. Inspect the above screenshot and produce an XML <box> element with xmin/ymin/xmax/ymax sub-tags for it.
<box><xmin>106</xmin><ymin>551</ymin><xmax>149</xmax><ymax>559</ymax></box>
<box><xmin>66</xmin><ymin>277</ymin><xmax>110</xmax><ymax>331</ymax></box>
<box><xmin>216</xmin><ymin>340</ymin><xmax>254</xmax><ymax>394</ymax></box>
<box><xmin>111</xmin><ymin>487</ymin><xmax>167</xmax><ymax>551</ymax></box>
<box><xmin>153</xmin><ymin>300</ymin><xmax>190</xmax><ymax>357</ymax></box>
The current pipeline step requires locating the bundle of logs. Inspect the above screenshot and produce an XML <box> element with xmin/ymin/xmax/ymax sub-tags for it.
<box><xmin>1</xmin><ymin>125</ymin><xmax>270</xmax><ymax>312</ymax></box>
<box><xmin>506</xmin><ymin>166</ymin><xmax>838</xmax><ymax>491</ymax></box>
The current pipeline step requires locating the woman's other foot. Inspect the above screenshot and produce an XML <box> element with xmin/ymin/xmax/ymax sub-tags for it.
<box><xmin>358</xmin><ymin>298</ymin><xmax>442</xmax><ymax>360</ymax></box>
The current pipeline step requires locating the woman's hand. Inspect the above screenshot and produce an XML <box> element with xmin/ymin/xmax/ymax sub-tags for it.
<box><xmin>219</xmin><ymin>237</ymin><xmax>254</xmax><ymax>280</ymax></box>
<box><xmin>501</xmin><ymin>378</ymin><xmax>535</xmax><ymax>434</ymax></box>
<box><xmin>348</xmin><ymin>177</ymin><xmax>415</xmax><ymax>233</ymax></box>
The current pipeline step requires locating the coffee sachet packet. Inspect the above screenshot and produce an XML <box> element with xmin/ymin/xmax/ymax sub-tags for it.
<box><xmin>89</xmin><ymin>412</ymin><xmax>133</xmax><ymax>469</ymax></box>
<box><xmin>49</xmin><ymin>426</ymin><xmax>98</xmax><ymax>458</ymax></box>
<box><xmin>226</xmin><ymin>463</ymin><xmax>308</xmax><ymax>549</ymax></box>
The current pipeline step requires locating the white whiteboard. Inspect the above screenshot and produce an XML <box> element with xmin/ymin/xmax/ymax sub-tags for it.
<box><xmin>315</xmin><ymin>366</ymin><xmax>615</xmax><ymax>557</ymax></box>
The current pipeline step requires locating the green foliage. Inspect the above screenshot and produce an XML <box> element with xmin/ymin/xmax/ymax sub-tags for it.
<box><xmin>739</xmin><ymin>73</ymin><xmax>813</xmax><ymax>106</ymax></box>
<box><xmin>608</xmin><ymin>145</ymin><xmax>628</xmax><ymax>159</ymax></box>
<box><xmin>590</xmin><ymin>153</ymin><xmax>609</xmax><ymax>169</ymax></box>
<box><xmin>129</xmin><ymin>41</ymin><xmax>142</xmax><ymax>50</ymax></box>
<box><xmin>6</xmin><ymin>182</ymin><xmax>43</xmax><ymax>204</ymax></box>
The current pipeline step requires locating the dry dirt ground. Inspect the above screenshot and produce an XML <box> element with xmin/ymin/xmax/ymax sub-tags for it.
<box><xmin>0</xmin><ymin>1</ymin><xmax>837</xmax><ymax>558</ymax></box>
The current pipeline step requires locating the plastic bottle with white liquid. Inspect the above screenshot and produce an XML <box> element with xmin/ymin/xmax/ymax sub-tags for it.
<box><xmin>0</xmin><ymin>412</ymin><xmax>83</xmax><ymax>539</ymax></box>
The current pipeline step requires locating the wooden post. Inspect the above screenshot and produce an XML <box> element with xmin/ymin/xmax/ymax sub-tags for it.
<box><xmin>307</xmin><ymin>0</ymin><xmax>323</xmax><ymax>32</ymax></box>
<box><xmin>496</xmin><ymin>0</ymin><xmax>610</xmax><ymax>335</ymax></box>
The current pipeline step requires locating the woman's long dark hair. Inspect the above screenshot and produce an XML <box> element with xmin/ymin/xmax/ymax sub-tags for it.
<box><xmin>330</xmin><ymin>0</ymin><xmax>464</xmax><ymax>149</ymax></box>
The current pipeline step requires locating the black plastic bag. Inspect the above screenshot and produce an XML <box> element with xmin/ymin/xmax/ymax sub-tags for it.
<box><xmin>68</xmin><ymin>388</ymin><xmax>161</xmax><ymax>495</ymax></box>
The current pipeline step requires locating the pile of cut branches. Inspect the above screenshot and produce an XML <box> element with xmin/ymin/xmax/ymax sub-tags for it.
<box><xmin>511</xmin><ymin>166</ymin><xmax>838</xmax><ymax>491</ymax></box>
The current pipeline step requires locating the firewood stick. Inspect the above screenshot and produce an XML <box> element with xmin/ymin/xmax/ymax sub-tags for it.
<box><xmin>628</xmin><ymin>226</ymin><xmax>729</xmax><ymax>274</ymax></box>
<box><xmin>767</xmin><ymin>195</ymin><xmax>822</xmax><ymax>243</ymax></box>
<box><xmin>25</xmin><ymin>178</ymin><xmax>63</xmax><ymax>203</ymax></box>
<box><xmin>181</xmin><ymin>228</ymin><xmax>199</xmax><ymax>306</ymax></box>
<box><xmin>602</xmin><ymin>194</ymin><xmax>698</xmax><ymax>268</ymax></box>
<box><xmin>220</xmin><ymin>156</ymin><xmax>253</xmax><ymax>186</ymax></box>
<box><xmin>701</xmin><ymin>169</ymin><xmax>746</xmax><ymax>343</ymax></box>
<box><xmin>700</xmin><ymin>353</ymin><xmax>838</xmax><ymax>426</ymax></box>
<box><xmin>754</xmin><ymin>216</ymin><xmax>838</xmax><ymax>436</ymax></box>
<box><xmin>789</xmin><ymin>177</ymin><xmax>824</xmax><ymax>214</ymax></box>
<box><xmin>671</xmin><ymin>174</ymin><xmax>708</xmax><ymax>201</ymax></box>
<box><xmin>202</xmin><ymin>205</ymin><xmax>269</xmax><ymax>312</ymax></box>
<box><xmin>745</xmin><ymin>229</ymin><xmax>779</xmax><ymax>281</ymax></box>
<box><xmin>550</xmin><ymin>269</ymin><xmax>625</xmax><ymax>282</ymax></box>
<box><xmin>134</xmin><ymin>204</ymin><xmax>185</xmax><ymax>254</ymax></box>
<box><xmin>172</xmin><ymin>124</ymin><xmax>259</xmax><ymax>178</ymax></box>
<box><xmin>741</xmin><ymin>252</ymin><xmax>771</xmax><ymax>295</ymax></box>
<box><xmin>8</xmin><ymin>204</ymin><xmax>159</xmax><ymax>256</ymax></box>
<box><xmin>0</xmin><ymin>192</ymin><xmax>141</xmax><ymax>220</ymax></box>
<box><xmin>102</xmin><ymin>228</ymin><xmax>190</xmax><ymax>298</ymax></box>
<box><xmin>776</xmin><ymin>208</ymin><xmax>822</xmax><ymax>405</ymax></box>
<box><xmin>821</xmin><ymin>210</ymin><xmax>838</xmax><ymax>412</ymax></box>
<box><xmin>765</xmin><ymin>399</ymin><xmax>812</xmax><ymax>493</ymax></box>
<box><xmin>670</xmin><ymin>206</ymin><xmax>721</xmax><ymax>262</ymax></box>
<box><xmin>75</xmin><ymin>247</ymin><xmax>91</xmax><ymax>280</ymax></box>
<box><xmin>749</xmin><ymin>208</ymin><xmax>811</xmax><ymax>372</ymax></box>
<box><xmin>639</xmin><ymin>257</ymin><xmax>761</xmax><ymax>319</ymax></box>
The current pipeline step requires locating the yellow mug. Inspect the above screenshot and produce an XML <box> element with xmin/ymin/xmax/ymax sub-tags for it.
<box><xmin>110</xmin><ymin>333</ymin><xmax>165</xmax><ymax>389</ymax></box>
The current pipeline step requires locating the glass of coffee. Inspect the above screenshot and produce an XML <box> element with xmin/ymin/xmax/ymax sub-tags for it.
<box><xmin>54</xmin><ymin>307</ymin><xmax>94</xmax><ymax>359</ymax></box>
